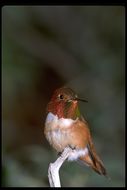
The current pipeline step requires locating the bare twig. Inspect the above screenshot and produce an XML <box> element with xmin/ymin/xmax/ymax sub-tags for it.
<box><xmin>48</xmin><ymin>147</ymin><xmax>73</xmax><ymax>187</ymax></box>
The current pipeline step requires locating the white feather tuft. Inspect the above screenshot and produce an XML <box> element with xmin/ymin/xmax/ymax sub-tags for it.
<box><xmin>68</xmin><ymin>148</ymin><xmax>88</xmax><ymax>161</ymax></box>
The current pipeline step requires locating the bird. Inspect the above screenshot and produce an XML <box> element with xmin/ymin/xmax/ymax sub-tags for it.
<box><xmin>44</xmin><ymin>87</ymin><xmax>107</xmax><ymax>177</ymax></box>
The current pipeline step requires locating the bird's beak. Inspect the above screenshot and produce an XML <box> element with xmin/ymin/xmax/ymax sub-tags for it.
<box><xmin>74</xmin><ymin>97</ymin><xmax>88</xmax><ymax>103</ymax></box>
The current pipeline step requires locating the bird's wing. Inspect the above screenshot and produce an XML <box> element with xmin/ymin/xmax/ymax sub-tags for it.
<box><xmin>77</xmin><ymin>134</ymin><xmax>107</xmax><ymax>176</ymax></box>
<box><xmin>75</xmin><ymin>117</ymin><xmax>107</xmax><ymax>176</ymax></box>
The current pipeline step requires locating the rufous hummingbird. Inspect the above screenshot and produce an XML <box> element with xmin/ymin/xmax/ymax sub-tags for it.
<box><xmin>44</xmin><ymin>87</ymin><xmax>107</xmax><ymax>176</ymax></box>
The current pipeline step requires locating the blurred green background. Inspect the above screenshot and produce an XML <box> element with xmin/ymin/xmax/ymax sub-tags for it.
<box><xmin>2</xmin><ymin>6</ymin><xmax>125</xmax><ymax>187</ymax></box>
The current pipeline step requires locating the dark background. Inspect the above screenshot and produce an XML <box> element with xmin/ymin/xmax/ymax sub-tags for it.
<box><xmin>2</xmin><ymin>6</ymin><xmax>125</xmax><ymax>187</ymax></box>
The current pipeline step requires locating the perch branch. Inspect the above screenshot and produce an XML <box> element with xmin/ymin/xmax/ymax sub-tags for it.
<box><xmin>48</xmin><ymin>146</ymin><xmax>73</xmax><ymax>187</ymax></box>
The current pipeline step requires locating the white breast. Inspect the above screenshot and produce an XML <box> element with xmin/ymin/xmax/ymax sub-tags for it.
<box><xmin>45</xmin><ymin>112</ymin><xmax>76</xmax><ymax>128</ymax></box>
<box><xmin>45</xmin><ymin>112</ymin><xmax>76</xmax><ymax>152</ymax></box>
<box><xmin>45</xmin><ymin>112</ymin><xmax>82</xmax><ymax>153</ymax></box>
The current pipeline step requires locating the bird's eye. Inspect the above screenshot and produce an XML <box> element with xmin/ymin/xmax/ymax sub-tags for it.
<box><xmin>59</xmin><ymin>94</ymin><xmax>64</xmax><ymax>100</ymax></box>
